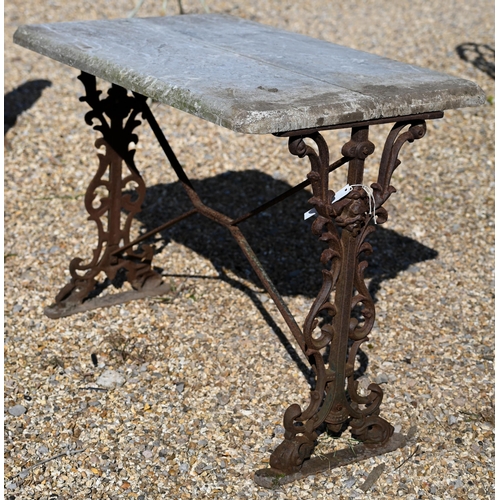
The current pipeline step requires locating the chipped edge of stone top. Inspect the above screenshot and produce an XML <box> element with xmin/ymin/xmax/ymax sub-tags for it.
<box><xmin>12</xmin><ymin>16</ymin><xmax>486</xmax><ymax>134</ymax></box>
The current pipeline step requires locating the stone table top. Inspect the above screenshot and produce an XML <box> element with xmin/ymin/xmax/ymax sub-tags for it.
<box><xmin>14</xmin><ymin>14</ymin><xmax>485</xmax><ymax>134</ymax></box>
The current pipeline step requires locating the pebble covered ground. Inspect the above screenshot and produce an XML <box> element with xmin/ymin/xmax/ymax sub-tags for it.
<box><xmin>4</xmin><ymin>1</ymin><xmax>494</xmax><ymax>499</ymax></box>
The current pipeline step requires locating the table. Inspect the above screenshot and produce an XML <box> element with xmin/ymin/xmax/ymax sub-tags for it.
<box><xmin>14</xmin><ymin>13</ymin><xmax>485</xmax><ymax>487</ymax></box>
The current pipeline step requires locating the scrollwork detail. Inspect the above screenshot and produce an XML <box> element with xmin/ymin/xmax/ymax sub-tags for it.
<box><xmin>373</xmin><ymin>120</ymin><xmax>427</xmax><ymax>212</ymax></box>
<box><xmin>54</xmin><ymin>74</ymin><xmax>161</xmax><ymax>307</ymax></box>
<box><xmin>271</xmin><ymin>124</ymin><xmax>414</xmax><ymax>472</ymax></box>
<box><xmin>350</xmin><ymin>414</ymin><xmax>394</xmax><ymax>447</ymax></box>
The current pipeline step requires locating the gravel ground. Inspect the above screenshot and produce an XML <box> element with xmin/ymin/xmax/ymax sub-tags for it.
<box><xmin>4</xmin><ymin>1</ymin><xmax>494</xmax><ymax>499</ymax></box>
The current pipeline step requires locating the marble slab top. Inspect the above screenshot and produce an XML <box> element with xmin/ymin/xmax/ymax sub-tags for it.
<box><xmin>14</xmin><ymin>14</ymin><xmax>485</xmax><ymax>134</ymax></box>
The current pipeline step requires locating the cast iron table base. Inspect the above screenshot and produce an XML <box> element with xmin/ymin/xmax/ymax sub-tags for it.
<box><xmin>14</xmin><ymin>11</ymin><xmax>484</xmax><ymax>486</ymax></box>
<box><xmin>44</xmin><ymin>74</ymin><xmax>443</xmax><ymax>482</ymax></box>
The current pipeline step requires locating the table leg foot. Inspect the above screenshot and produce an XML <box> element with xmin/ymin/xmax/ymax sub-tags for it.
<box><xmin>254</xmin><ymin>432</ymin><xmax>407</xmax><ymax>488</ymax></box>
<box><xmin>44</xmin><ymin>279</ymin><xmax>171</xmax><ymax>318</ymax></box>
<box><xmin>349</xmin><ymin>414</ymin><xmax>394</xmax><ymax>446</ymax></box>
<box><xmin>269</xmin><ymin>430</ymin><xmax>317</xmax><ymax>475</ymax></box>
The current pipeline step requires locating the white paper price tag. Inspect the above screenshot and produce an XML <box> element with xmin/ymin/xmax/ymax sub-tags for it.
<box><xmin>303</xmin><ymin>185</ymin><xmax>353</xmax><ymax>220</ymax></box>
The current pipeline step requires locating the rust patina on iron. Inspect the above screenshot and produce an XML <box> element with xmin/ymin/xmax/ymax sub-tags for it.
<box><xmin>45</xmin><ymin>74</ymin><xmax>440</xmax><ymax>482</ymax></box>
<box><xmin>261</xmin><ymin>118</ymin><xmax>434</xmax><ymax>479</ymax></box>
<box><xmin>13</xmin><ymin>13</ymin><xmax>485</xmax><ymax>487</ymax></box>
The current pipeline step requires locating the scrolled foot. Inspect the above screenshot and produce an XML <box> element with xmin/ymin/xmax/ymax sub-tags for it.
<box><xmin>269</xmin><ymin>435</ymin><xmax>315</xmax><ymax>474</ymax></box>
<box><xmin>350</xmin><ymin>415</ymin><xmax>394</xmax><ymax>447</ymax></box>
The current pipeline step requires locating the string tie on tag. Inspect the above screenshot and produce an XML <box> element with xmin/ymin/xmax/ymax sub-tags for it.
<box><xmin>351</xmin><ymin>184</ymin><xmax>377</xmax><ymax>224</ymax></box>
<box><xmin>303</xmin><ymin>184</ymin><xmax>377</xmax><ymax>223</ymax></box>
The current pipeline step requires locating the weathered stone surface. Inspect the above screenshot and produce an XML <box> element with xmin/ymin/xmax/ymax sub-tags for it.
<box><xmin>14</xmin><ymin>14</ymin><xmax>485</xmax><ymax>133</ymax></box>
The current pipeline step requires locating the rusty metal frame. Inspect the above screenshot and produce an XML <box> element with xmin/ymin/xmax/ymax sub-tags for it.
<box><xmin>45</xmin><ymin>73</ymin><xmax>167</xmax><ymax>318</ymax></box>
<box><xmin>257</xmin><ymin>116</ymin><xmax>438</xmax><ymax>485</ymax></box>
<box><xmin>45</xmin><ymin>73</ymin><xmax>444</xmax><ymax>485</ymax></box>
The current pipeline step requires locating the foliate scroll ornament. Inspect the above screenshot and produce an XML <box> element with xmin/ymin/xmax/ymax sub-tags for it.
<box><xmin>270</xmin><ymin>129</ymin><xmax>399</xmax><ymax>473</ymax></box>
<box><xmin>350</xmin><ymin>414</ymin><xmax>394</xmax><ymax>447</ymax></box>
<box><xmin>269</xmin><ymin>405</ymin><xmax>317</xmax><ymax>474</ymax></box>
<box><xmin>348</xmin><ymin>222</ymin><xmax>376</xmax><ymax>341</ymax></box>
<box><xmin>288</xmin><ymin>134</ymin><xmax>344</xmax><ymax>358</ymax></box>
<box><xmin>271</xmin><ymin>133</ymin><xmax>375</xmax><ymax>473</ymax></box>
<box><xmin>341</xmin><ymin>137</ymin><xmax>375</xmax><ymax>160</ymax></box>
<box><xmin>371</xmin><ymin>120</ymin><xmax>427</xmax><ymax>221</ymax></box>
<box><xmin>345</xmin><ymin>339</ymin><xmax>384</xmax><ymax>415</ymax></box>
<box><xmin>268</xmin><ymin>133</ymin><xmax>346</xmax><ymax>473</ymax></box>
<box><xmin>77</xmin><ymin>72</ymin><xmax>146</xmax><ymax>170</ymax></box>
<box><xmin>54</xmin><ymin>74</ymin><xmax>160</xmax><ymax>306</ymax></box>
<box><xmin>328</xmin><ymin>119</ymin><xmax>428</xmax><ymax>448</ymax></box>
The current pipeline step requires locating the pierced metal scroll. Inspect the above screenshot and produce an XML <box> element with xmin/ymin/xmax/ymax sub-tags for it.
<box><xmin>262</xmin><ymin>120</ymin><xmax>428</xmax><ymax>479</ymax></box>
<box><xmin>45</xmin><ymin>74</ymin><xmax>165</xmax><ymax>318</ymax></box>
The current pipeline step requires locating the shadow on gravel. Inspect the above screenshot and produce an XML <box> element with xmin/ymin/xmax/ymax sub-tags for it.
<box><xmin>4</xmin><ymin>79</ymin><xmax>52</xmax><ymax>134</ymax></box>
<box><xmin>456</xmin><ymin>42</ymin><xmax>495</xmax><ymax>79</ymax></box>
<box><xmin>137</xmin><ymin>170</ymin><xmax>438</xmax><ymax>299</ymax></box>
<box><xmin>134</xmin><ymin>170</ymin><xmax>438</xmax><ymax>383</ymax></box>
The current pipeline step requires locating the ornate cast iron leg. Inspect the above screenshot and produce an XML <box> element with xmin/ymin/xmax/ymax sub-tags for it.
<box><xmin>256</xmin><ymin>119</ymin><xmax>428</xmax><ymax>487</ymax></box>
<box><xmin>45</xmin><ymin>73</ymin><xmax>166</xmax><ymax>318</ymax></box>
